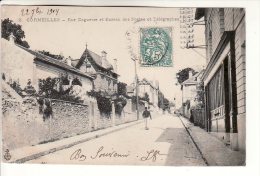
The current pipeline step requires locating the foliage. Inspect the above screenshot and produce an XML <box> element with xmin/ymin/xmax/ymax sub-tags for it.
<box><xmin>38</xmin><ymin>50</ymin><xmax>65</xmax><ymax>60</ymax></box>
<box><xmin>87</xmin><ymin>90</ymin><xmax>128</xmax><ymax>117</ymax></box>
<box><xmin>2</xmin><ymin>73</ymin><xmax>6</xmax><ymax>81</ymax></box>
<box><xmin>176</xmin><ymin>67</ymin><xmax>196</xmax><ymax>84</ymax></box>
<box><xmin>195</xmin><ymin>81</ymin><xmax>205</xmax><ymax>108</ymax></box>
<box><xmin>9</xmin><ymin>81</ymin><xmax>24</xmax><ymax>97</ymax></box>
<box><xmin>24</xmin><ymin>79</ymin><xmax>36</xmax><ymax>95</ymax></box>
<box><xmin>38</xmin><ymin>77</ymin><xmax>83</xmax><ymax>103</ymax></box>
<box><xmin>117</xmin><ymin>82</ymin><xmax>127</xmax><ymax>96</ymax></box>
<box><xmin>158</xmin><ymin>91</ymin><xmax>165</xmax><ymax>109</ymax></box>
<box><xmin>140</xmin><ymin>92</ymin><xmax>150</xmax><ymax>103</ymax></box>
<box><xmin>87</xmin><ymin>90</ymin><xmax>112</xmax><ymax>117</ymax></box>
<box><xmin>131</xmin><ymin>95</ymin><xmax>145</xmax><ymax>106</ymax></box>
<box><xmin>1</xmin><ymin>18</ymin><xmax>30</xmax><ymax>48</ymax></box>
<box><xmin>114</xmin><ymin>95</ymin><xmax>127</xmax><ymax>116</ymax></box>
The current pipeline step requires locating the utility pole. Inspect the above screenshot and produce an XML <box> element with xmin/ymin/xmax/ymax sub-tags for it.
<box><xmin>182</xmin><ymin>85</ymin><xmax>184</xmax><ymax>115</ymax></box>
<box><xmin>132</xmin><ymin>58</ymin><xmax>140</xmax><ymax>120</ymax></box>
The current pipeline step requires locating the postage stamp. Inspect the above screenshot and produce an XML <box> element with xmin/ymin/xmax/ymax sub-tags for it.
<box><xmin>140</xmin><ymin>27</ymin><xmax>173</xmax><ymax>67</ymax></box>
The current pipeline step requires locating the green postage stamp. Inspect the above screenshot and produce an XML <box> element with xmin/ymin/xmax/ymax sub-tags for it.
<box><xmin>140</xmin><ymin>27</ymin><xmax>173</xmax><ymax>67</ymax></box>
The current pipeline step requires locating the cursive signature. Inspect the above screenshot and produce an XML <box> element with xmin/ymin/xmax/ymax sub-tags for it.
<box><xmin>91</xmin><ymin>146</ymin><xmax>130</xmax><ymax>159</ymax></box>
<box><xmin>140</xmin><ymin>149</ymin><xmax>166</xmax><ymax>162</ymax></box>
<box><xmin>70</xmin><ymin>149</ymin><xmax>87</xmax><ymax>161</ymax></box>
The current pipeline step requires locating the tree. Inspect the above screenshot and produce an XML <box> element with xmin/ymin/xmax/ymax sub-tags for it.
<box><xmin>38</xmin><ymin>77</ymin><xmax>82</xmax><ymax>103</ymax></box>
<box><xmin>140</xmin><ymin>92</ymin><xmax>150</xmax><ymax>103</ymax></box>
<box><xmin>176</xmin><ymin>67</ymin><xmax>196</xmax><ymax>84</ymax></box>
<box><xmin>117</xmin><ymin>82</ymin><xmax>127</xmax><ymax>96</ymax></box>
<box><xmin>1</xmin><ymin>18</ymin><xmax>30</xmax><ymax>48</ymax></box>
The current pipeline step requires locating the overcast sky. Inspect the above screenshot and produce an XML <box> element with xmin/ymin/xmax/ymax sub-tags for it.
<box><xmin>2</xmin><ymin>6</ymin><xmax>206</xmax><ymax>107</ymax></box>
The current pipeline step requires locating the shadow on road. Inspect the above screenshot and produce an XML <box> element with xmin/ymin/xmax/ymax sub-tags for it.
<box><xmin>156</xmin><ymin>128</ymin><xmax>206</xmax><ymax>166</ymax></box>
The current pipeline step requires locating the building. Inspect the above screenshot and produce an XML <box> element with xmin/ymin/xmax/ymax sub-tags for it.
<box><xmin>181</xmin><ymin>70</ymin><xmax>204</xmax><ymax>118</ymax></box>
<box><xmin>126</xmin><ymin>85</ymin><xmax>135</xmax><ymax>97</ymax></box>
<box><xmin>1</xmin><ymin>35</ymin><xmax>94</xmax><ymax>101</ymax></box>
<box><xmin>195</xmin><ymin>8</ymin><xmax>246</xmax><ymax>152</ymax></box>
<box><xmin>138</xmin><ymin>78</ymin><xmax>159</xmax><ymax>108</ymax></box>
<box><xmin>72</xmin><ymin>44</ymin><xmax>119</xmax><ymax>95</ymax></box>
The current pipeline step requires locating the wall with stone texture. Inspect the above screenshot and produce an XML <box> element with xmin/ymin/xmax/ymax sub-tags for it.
<box><xmin>49</xmin><ymin>100</ymin><xmax>90</xmax><ymax>140</ymax></box>
<box><xmin>2</xmin><ymin>94</ymin><xmax>90</xmax><ymax>150</ymax></box>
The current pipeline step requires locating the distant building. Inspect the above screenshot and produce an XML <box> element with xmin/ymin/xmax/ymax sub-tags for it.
<box><xmin>126</xmin><ymin>85</ymin><xmax>135</xmax><ymax>97</ymax></box>
<box><xmin>181</xmin><ymin>70</ymin><xmax>204</xmax><ymax>118</ymax></box>
<box><xmin>72</xmin><ymin>44</ymin><xmax>119</xmax><ymax>95</ymax></box>
<box><xmin>195</xmin><ymin>8</ymin><xmax>245</xmax><ymax>152</ymax></box>
<box><xmin>138</xmin><ymin>78</ymin><xmax>159</xmax><ymax>108</ymax></box>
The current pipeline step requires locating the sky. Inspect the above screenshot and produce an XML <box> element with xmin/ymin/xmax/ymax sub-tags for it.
<box><xmin>1</xmin><ymin>6</ymin><xmax>206</xmax><ymax>107</ymax></box>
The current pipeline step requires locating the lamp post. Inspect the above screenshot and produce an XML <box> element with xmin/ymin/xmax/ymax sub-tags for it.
<box><xmin>131</xmin><ymin>57</ymin><xmax>140</xmax><ymax>120</ymax></box>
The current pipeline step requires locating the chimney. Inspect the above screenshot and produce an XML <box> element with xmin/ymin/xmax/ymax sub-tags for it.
<box><xmin>101</xmin><ymin>51</ymin><xmax>107</xmax><ymax>67</ymax></box>
<box><xmin>113</xmin><ymin>58</ymin><xmax>117</xmax><ymax>73</ymax></box>
<box><xmin>189</xmin><ymin>71</ymin><xmax>193</xmax><ymax>79</ymax></box>
<box><xmin>66</xmin><ymin>56</ymin><xmax>72</xmax><ymax>66</ymax></box>
<box><xmin>9</xmin><ymin>33</ymin><xmax>16</xmax><ymax>44</ymax></box>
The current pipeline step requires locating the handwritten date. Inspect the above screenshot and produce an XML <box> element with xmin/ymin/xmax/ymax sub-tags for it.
<box><xmin>21</xmin><ymin>7</ymin><xmax>59</xmax><ymax>18</ymax></box>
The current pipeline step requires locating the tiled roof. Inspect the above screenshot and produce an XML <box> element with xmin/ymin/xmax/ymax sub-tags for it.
<box><xmin>75</xmin><ymin>48</ymin><xmax>118</xmax><ymax>75</ymax></box>
<box><xmin>17</xmin><ymin>45</ymin><xmax>94</xmax><ymax>80</ymax></box>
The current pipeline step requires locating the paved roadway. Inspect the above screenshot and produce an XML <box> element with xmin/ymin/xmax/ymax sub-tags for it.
<box><xmin>27</xmin><ymin>114</ymin><xmax>206</xmax><ymax>166</ymax></box>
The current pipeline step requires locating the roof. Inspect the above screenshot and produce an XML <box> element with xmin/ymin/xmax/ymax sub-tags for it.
<box><xmin>75</xmin><ymin>48</ymin><xmax>119</xmax><ymax>76</ymax></box>
<box><xmin>139</xmin><ymin>78</ymin><xmax>158</xmax><ymax>90</ymax></box>
<box><xmin>195</xmin><ymin>8</ymin><xmax>205</xmax><ymax>20</ymax></box>
<box><xmin>181</xmin><ymin>70</ymin><xmax>205</xmax><ymax>85</ymax></box>
<box><xmin>17</xmin><ymin>45</ymin><xmax>94</xmax><ymax>80</ymax></box>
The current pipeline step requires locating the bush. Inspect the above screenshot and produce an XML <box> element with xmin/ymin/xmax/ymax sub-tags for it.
<box><xmin>38</xmin><ymin>77</ymin><xmax>83</xmax><ymax>104</ymax></box>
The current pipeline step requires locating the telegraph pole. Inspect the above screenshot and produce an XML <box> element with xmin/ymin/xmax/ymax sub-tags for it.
<box><xmin>132</xmin><ymin>58</ymin><xmax>140</xmax><ymax>120</ymax></box>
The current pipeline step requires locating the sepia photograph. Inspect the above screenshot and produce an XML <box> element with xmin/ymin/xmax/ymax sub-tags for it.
<box><xmin>0</xmin><ymin>2</ymin><xmax>255</xmax><ymax>173</ymax></box>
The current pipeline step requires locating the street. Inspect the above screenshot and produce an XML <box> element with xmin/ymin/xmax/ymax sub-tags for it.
<box><xmin>27</xmin><ymin>114</ymin><xmax>206</xmax><ymax>166</ymax></box>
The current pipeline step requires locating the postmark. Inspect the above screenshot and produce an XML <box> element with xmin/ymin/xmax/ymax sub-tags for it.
<box><xmin>140</xmin><ymin>27</ymin><xmax>173</xmax><ymax>67</ymax></box>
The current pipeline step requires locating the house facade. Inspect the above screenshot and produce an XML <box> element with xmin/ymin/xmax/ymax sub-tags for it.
<box><xmin>73</xmin><ymin>45</ymin><xmax>119</xmax><ymax>95</ymax></box>
<box><xmin>181</xmin><ymin>70</ymin><xmax>204</xmax><ymax>118</ymax></box>
<box><xmin>1</xmin><ymin>36</ymin><xmax>94</xmax><ymax>102</ymax></box>
<box><xmin>138</xmin><ymin>78</ymin><xmax>159</xmax><ymax>108</ymax></box>
<box><xmin>195</xmin><ymin>8</ymin><xmax>246</xmax><ymax>152</ymax></box>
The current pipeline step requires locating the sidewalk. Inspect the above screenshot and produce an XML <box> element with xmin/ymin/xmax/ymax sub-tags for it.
<box><xmin>5</xmin><ymin>119</ymin><xmax>143</xmax><ymax>163</ymax></box>
<box><xmin>179</xmin><ymin>116</ymin><xmax>246</xmax><ymax>166</ymax></box>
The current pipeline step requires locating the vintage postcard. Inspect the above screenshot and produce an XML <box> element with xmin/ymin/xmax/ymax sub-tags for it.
<box><xmin>1</xmin><ymin>5</ymin><xmax>247</xmax><ymax>167</ymax></box>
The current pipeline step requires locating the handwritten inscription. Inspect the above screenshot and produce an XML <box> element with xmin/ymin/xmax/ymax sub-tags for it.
<box><xmin>70</xmin><ymin>149</ymin><xmax>87</xmax><ymax>161</ymax></box>
<box><xmin>69</xmin><ymin>147</ymin><xmax>166</xmax><ymax>162</ymax></box>
<box><xmin>140</xmin><ymin>149</ymin><xmax>166</xmax><ymax>162</ymax></box>
<box><xmin>21</xmin><ymin>7</ymin><xmax>59</xmax><ymax>18</ymax></box>
<box><xmin>70</xmin><ymin>146</ymin><xmax>130</xmax><ymax>162</ymax></box>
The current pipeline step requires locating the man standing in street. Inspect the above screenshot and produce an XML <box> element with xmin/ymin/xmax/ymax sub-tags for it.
<box><xmin>142</xmin><ymin>107</ymin><xmax>152</xmax><ymax>130</ymax></box>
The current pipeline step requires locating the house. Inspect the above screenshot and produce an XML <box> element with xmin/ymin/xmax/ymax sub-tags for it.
<box><xmin>181</xmin><ymin>70</ymin><xmax>204</xmax><ymax>118</ymax></box>
<box><xmin>138</xmin><ymin>78</ymin><xmax>159</xmax><ymax>108</ymax></box>
<box><xmin>126</xmin><ymin>85</ymin><xmax>135</xmax><ymax>97</ymax></box>
<box><xmin>195</xmin><ymin>8</ymin><xmax>245</xmax><ymax>152</ymax></box>
<box><xmin>72</xmin><ymin>44</ymin><xmax>119</xmax><ymax>95</ymax></box>
<box><xmin>1</xmin><ymin>35</ymin><xmax>94</xmax><ymax>101</ymax></box>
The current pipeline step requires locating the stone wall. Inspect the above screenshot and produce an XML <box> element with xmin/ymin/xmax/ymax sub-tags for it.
<box><xmin>2</xmin><ymin>95</ymin><xmax>90</xmax><ymax>150</ymax></box>
<box><xmin>49</xmin><ymin>100</ymin><xmax>90</xmax><ymax>140</ymax></box>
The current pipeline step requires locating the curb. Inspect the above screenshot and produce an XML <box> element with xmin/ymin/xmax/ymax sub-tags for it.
<box><xmin>11</xmin><ymin>120</ymin><xmax>143</xmax><ymax>163</ymax></box>
<box><xmin>178</xmin><ymin>116</ymin><xmax>209</xmax><ymax>166</ymax></box>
